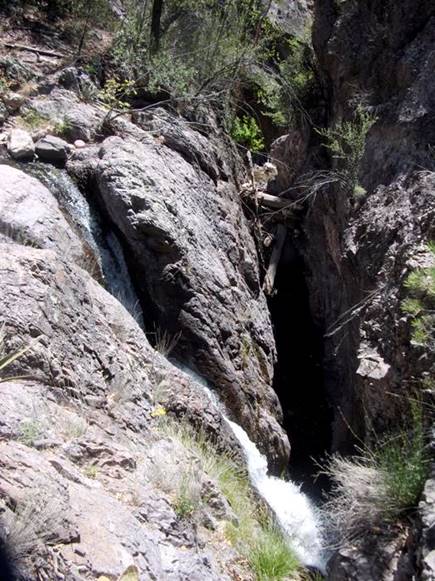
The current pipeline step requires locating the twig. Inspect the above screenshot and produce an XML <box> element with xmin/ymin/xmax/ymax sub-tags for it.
<box><xmin>3</xmin><ymin>43</ymin><xmax>65</xmax><ymax>58</ymax></box>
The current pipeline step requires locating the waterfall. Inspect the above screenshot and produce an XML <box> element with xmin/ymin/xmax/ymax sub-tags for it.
<box><xmin>226</xmin><ymin>419</ymin><xmax>326</xmax><ymax>571</ymax></box>
<box><xmin>21</xmin><ymin>163</ymin><xmax>143</xmax><ymax>326</ymax></box>
<box><xmin>182</xmin><ymin>371</ymin><xmax>327</xmax><ymax>571</ymax></box>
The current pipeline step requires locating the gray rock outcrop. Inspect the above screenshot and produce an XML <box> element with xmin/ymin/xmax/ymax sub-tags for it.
<box><xmin>7</xmin><ymin>128</ymin><xmax>34</xmax><ymax>160</ymax></box>
<box><xmin>69</xmin><ymin>112</ymin><xmax>289</xmax><ymax>470</ymax></box>
<box><xmin>35</xmin><ymin>134</ymin><xmax>70</xmax><ymax>165</ymax></box>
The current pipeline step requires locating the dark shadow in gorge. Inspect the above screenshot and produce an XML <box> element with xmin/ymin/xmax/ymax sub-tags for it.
<box><xmin>268</xmin><ymin>238</ymin><xmax>332</xmax><ymax>500</ymax></box>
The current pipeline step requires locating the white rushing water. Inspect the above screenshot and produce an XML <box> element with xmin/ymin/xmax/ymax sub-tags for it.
<box><xmin>191</xmin><ymin>379</ymin><xmax>326</xmax><ymax>571</ymax></box>
<box><xmin>226</xmin><ymin>419</ymin><xmax>326</xmax><ymax>571</ymax></box>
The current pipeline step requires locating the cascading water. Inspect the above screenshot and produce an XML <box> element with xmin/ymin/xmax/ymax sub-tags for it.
<box><xmin>227</xmin><ymin>419</ymin><xmax>326</xmax><ymax>571</ymax></box>
<box><xmin>187</xmin><ymin>373</ymin><xmax>327</xmax><ymax>572</ymax></box>
<box><xmin>22</xmin><ymin>163</ymin><xmax>143</xmax><ymax>326</ymax></box>
<box><xmin>21</xmin><ymin>159</ymin><xmax>327</xmax><ymax>571</ymax></box>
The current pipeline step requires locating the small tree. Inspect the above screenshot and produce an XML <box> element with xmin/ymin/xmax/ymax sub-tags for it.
<box><xmin>317</xmin><ymin>105</ymin><xmax>376</xmax><ymax>195</ymax></box>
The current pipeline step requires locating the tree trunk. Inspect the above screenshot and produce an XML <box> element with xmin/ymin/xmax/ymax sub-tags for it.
<box><xmin>150</xmin><ymin>0</ymin><xmax>164</xmax><ymax>53</ymax></box>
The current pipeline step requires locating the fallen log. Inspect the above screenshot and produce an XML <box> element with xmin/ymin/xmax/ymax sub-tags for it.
<box><xmin>256</xmin><ymin>192</ymin><xmax>292</xmax><ymax>210</ymax></box>
<box><xmin>3</xmin><ymin>43</ymin><xmax>65</xmax><ymax>58</ymax></box>
<box><xmin>263</xmin><ymin>224</ymin><xmax>287</xmax><ymax>296</ymax></box>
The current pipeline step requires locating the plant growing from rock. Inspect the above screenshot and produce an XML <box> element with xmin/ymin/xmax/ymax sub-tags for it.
<box><xmin>4</xmin><ymin>487</ymin><xmax>63</xmax><ymax>563</ymax></box>
<box><xmin>19</xmin><ymin>420</ymin><xmax>43</xmax><ymax>448</ymax></box>
<box><xmin>231</xmin><ymin>115</ymin><xmax>265</xmax><ymax>153</ymax></box>
<box><xmin>317</xmin><ymin>105</ymin><xmax>376</xmax><ymax>196</ymax></box>
<box><xmin>0</xmin><ymin>324</ymin><xmax>33</xmax><ymax>383</ymax></box>
<box><xmin>320</xmin><ymin>398</ymin><xmax>430</xmax><ymax>547</ymax></box>
<box><xmin>402</xmin><ymin>242</ymin><xmax>435</xmax><ymax>348</ymax></box>
<box><xmin>155</xmin><ymin>418</ymin><xmax>300</xmax><ymax>579</ymax></box>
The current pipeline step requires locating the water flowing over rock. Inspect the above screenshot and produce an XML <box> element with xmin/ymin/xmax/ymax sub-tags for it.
<box><xmin>70</xmin><ymin>118</ymin><xmax>290</xmax><ymax>470</ymax></box>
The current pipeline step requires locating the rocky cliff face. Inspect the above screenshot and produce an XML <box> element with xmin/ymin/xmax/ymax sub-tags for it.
<box><xmin>0</xmin><ymin>23</ymin><xmax>291</xmax><ymax>577</ymax></box>
<box><xmin>294</xmin><ymin>0</ymin><xmax>435</xmax><ymax>578</ymax></box>
<box><xmin>1</xmin><ymin>1</ymin><xmax>435</xmax><ymax>579</ymax></box>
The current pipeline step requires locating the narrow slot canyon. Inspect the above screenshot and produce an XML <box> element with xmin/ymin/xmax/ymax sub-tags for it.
<box><xmin>268</xmin><ymin>237</ymin><xmax>333</xmax><ymax>498</ymax></box>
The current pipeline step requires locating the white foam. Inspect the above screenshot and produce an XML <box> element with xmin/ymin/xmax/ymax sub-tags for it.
<box><xmin>226</xmin><ymin>419</ymin><xmax>325</xmax><ymax>570</ymax></box>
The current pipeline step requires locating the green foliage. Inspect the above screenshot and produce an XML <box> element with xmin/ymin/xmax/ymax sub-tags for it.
<box><xmin>402</xmin><ymin>243</ymin><xmax>435</xmax><ymax>347</ymax></box>
<box><xmin>375</xmin><ymin>401</ymin><xmax>429</xmax><ymax>515</ymax></box>
<box><xmin>84</xmin><ymin>465</ymin><xmax>98</xmax><ymax>479</ymax></box>
<box><xmin>19</xmin><ymin>420</ymin><xmax>42</xmax><ymax>447</ymax></box>
<box><xmin>19</xmin><ymin>109</ymin><xmax>49</xmax><ymax>130</ymax></box>
<box><xmin>317</xmin><ymin>105</ymin><xmax>377</xmax><ymax>194</ymax></box>
<box><xmin>231</xmin><ymin>115</ymin><xmax>265</xmax><ymax>152</ymax></box>
<box><xmin>53</xmin><ymin>117</ymin><xmax>72</xmax><ymax>137</ymax></box>
<box><xmin>322</xmin><ymin>398</ymin><xmax>430</xmax><ymax>545</ymax></box>
<box><xmin>113</xmin><ymin>0</ymin><xmax>271</xmax><ymax>103</ymax></box>
<box><xmin>173</xmin><ymin>472</ymin><xmax>197</xmax><ymax>518</ymax></box>
<box><xmin>99</xmin><ymin>77</ymin><xmax>137</xmax><ymax>111</ymax></box>
<box><xmin>157</xmin><ymin>418</ymin><xmax>300</xmax><ymax>580</ymax></box>
<box><xmin>248</xmin><ymin>524</ymin><xmax>299</xmax><ymax>581</ymax></box>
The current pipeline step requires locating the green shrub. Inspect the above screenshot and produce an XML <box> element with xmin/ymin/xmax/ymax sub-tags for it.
<box><xmin>317</xmin><ymin>105</ymin><xmax>376</xmax><ymax>195</ymax></box>
<box><xmin>402</xmin><ymin>243</ymin><xmax>435</xmax><ymax>347</ymax></box>
<box><xmin>231</xmin><ymin>115</ymin><xmax>265</xmax><ymax>152</ymax></box>
<box><xmin>99</xmin><ymin>77</ymin><xmax>137</xmax><ymax>112</ymax></box>
<box><xmin>375</xmin><ymin>402</ymin><xmax>429</xmax><ymax>515</ymax></box>
<box><xmin>321</xmin><ymin>399</ymin><xmax>430</xmax><ymax>545</ymax></box>
<box><xmin>19</xmin><ymin>420</ymin><xmax>42</xmax><ymax>447</ymax></box>
<box><xmin>248</xmin><ymin>524</ymin><xmax>299</xmax><ymax>581</ymax></box>
<box><xmin>112</xmin><ymin>0</ymin><xmax>273</xmax><ymax>105</ymax></box>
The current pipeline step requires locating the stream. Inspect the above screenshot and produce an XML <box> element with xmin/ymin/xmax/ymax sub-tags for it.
<box><xmin>25</xmin><ymin>162</ymin><xmax>328</xmax><ymax>573</ymax></box>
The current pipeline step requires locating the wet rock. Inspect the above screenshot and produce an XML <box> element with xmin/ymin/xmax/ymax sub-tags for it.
<box><xmin>73</xmin><ymin>128</ymin><xmax>289</xmax><ymax>470</ymax></box>
<box><xmin>29</xmin><ymin>87</ymin><xmax>103</xmax><ymax>142</ymax></box>
<box><xmin>7</xmin><ymin>128</ymin><xmax>35</xmax><ymax>160</ymax></box>
<box><xmin>35</xmin><ymin>134</ymin><xmax>70</xmax><ymax>165</ymax></box>
<box><xmin>327</xmin><ymin>526</ymin><xmax>415</xmax><ymax>581</ymax></box>
<box><xmin>0</xmin><ymin>164</ymin><xmax>85</xmax><ymax>262</ymax></box>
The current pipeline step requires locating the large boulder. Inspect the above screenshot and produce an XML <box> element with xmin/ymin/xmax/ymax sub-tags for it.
<box><xmin>0</xmin><ymin>242</ymin><xmax>242</xmax><ymax>579</ymax></box>
<box><xmin>69</xmin><ymin>118</ymin><xmax>289</xmax><ymax>470</ymax></box>
<box><xmin>35</xmin><ymin>134</ymin><xmax>70</xmax><ymax>165</ymax></box>
<box><xmin>7</xmin><ymin>129</ymin><xmax>35</xmax><ymax>161</ymax></box>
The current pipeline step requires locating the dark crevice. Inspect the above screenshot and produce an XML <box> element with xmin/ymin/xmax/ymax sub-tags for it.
<box><xmin>268</xmin><ymin>237</ymin><xmax>332</xmax><ymax>497</ymax></box>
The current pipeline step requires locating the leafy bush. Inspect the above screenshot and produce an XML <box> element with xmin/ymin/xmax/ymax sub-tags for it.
<box><xmin>321</xmin><ymin>399</ymin><xmax>430</xmax><ymax>546</ymax></box>
<box><xmin>317</xmin><ymin>105</ymin><xmax>376</xmax><ymax>195</ymax></box>
<box><xmin>231</xmin><ymin>115</ymin><xmax>265</xmax><ymax>152</ymax></box>
<box><xmin>112</xmin><ymin>0</ymin><xmax>272</xmax><ymax>105</ymax></box>
<box><xmin>99</xmin><ymin>77</ymin><xmax>137</xmax><ymax>112</ymax></box>
<box><xmin>402</xmin><ymin>242</ymin><xmax>435</xmax><ymax>347</ymax></box>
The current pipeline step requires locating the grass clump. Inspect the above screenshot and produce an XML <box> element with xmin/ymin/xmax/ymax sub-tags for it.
<box><xmin>402</xmin><ymin>243</ymin><xmax>435</xmax><ymax>348</ymax></box>
<box><xmin>249</xmin><ymin>524</ymin><xmax>299</xmax><ymax>581</ymax></box>
<box><xmin>156</xmin><ymin>418</ymin><xmax>299</xmax><ymax>580</ymax></box>
<box><xmin>317</xmin><ymin>105</ymin><xmax>376</xmax><ymax>195</ymax></box>
<box><xmin>18</xmin><ymin>109</ymin><xmax>49</xmax><ymax>131</ymax></box>
<box><xmin>321</xmin><ymin>399</ymin><xmax>430</xmax><ymax>546</ymax></box>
